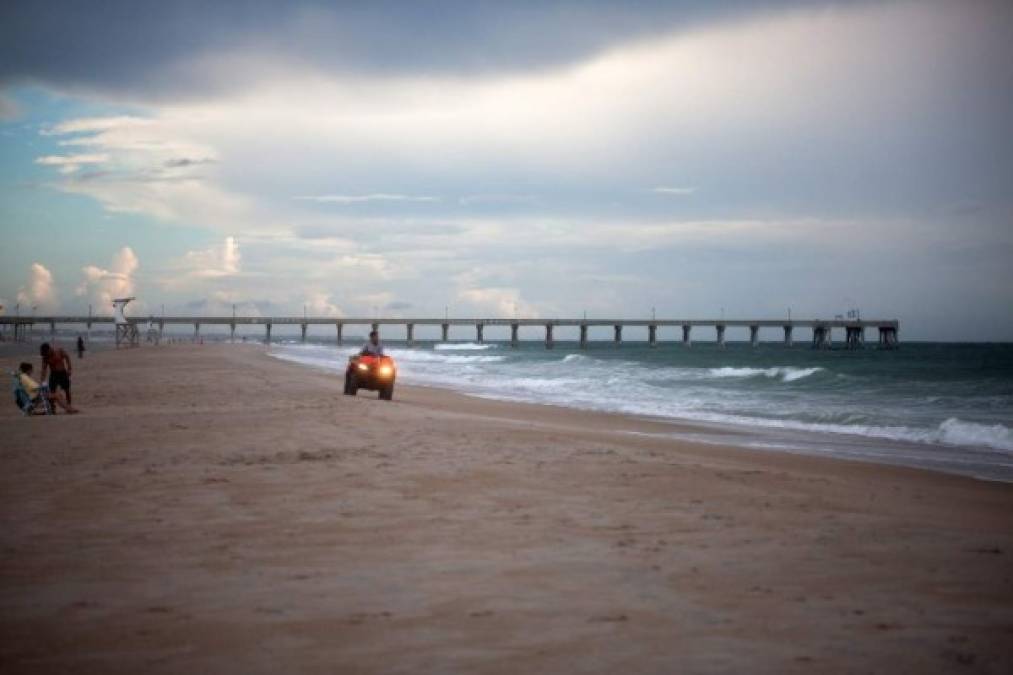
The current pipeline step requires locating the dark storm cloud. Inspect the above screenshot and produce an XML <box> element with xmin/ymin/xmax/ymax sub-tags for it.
<box><xmin>2</xmin><ymin>0</ymin><xmax>851</xmax><ymax>100</ymax></box>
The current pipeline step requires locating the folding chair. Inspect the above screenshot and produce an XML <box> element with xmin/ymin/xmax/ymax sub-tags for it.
<box><xmin>11</xmin><ymin>371</ymin><xmax>53</xmax><ymax>416</ymax></box>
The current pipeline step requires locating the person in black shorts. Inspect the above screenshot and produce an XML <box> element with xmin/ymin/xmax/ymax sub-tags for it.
<box><xmin>40</xmin><ymin>342</ymin><xmax>73</xmax><ymax>407</ymax></box>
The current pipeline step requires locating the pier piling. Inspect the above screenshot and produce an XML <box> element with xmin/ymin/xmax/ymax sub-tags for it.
<box><xmin>682</xmin><ymin>324</ymin><xmax>692</xmax><ymax>347</ymax></box>
<box><xmin>812</xmin><ymin>325</ymin><xmax>832</xmax><ymax>349</ymax></box>
<box><xmin>441</xmin><ymin>323</ymin><xmax>449</xmax><ymax>343</ymax></box>
<box><xmin>750</xmin><ymin>325</ymin><xmax>759</xmax><ymax>347</ymax></box>
<box><xmin>579</xmin><ymin>324</ymin><xmax>589</xmax><ymax>349</ymax></box>
<box><xmin>716</xmin><ymin>324</ymin><xmax>726</xmax><ymax>347</ymax></box>
<box><xmin>545</xmin><ymin>323</ymin><xmax>554</xmax><ymax>349</ymax></box>
<box><xmin>476</xmin><ymin>323</ymin><xmax>484</xmax><ymax>344</ymax></box>
<box><xmin>648</xmin><ymin>324</ymin><xmax>657</xmax><ymax>347</ymax></box>
<box><xmin>878</xmin><ymin>326</ymin><xmax>898</xmax><ymax>349</ymax></box>
<box><xmin>406</xmin><ymin>323</ymin><xmax>414</xmax><ymax>346</ymax></box>
<box><xmin>511</xmin><ymin>323</ymin><xmax>519</xmax><ymax>348</ymax></box>
<box><xmin>614</xmin><ymin>325</ymin><xmax>622</xmax><ymax>346</ymax></box>
<box><xmin>845</xmin><ymin>325</ymin><xmax>864</xmax><ymax>349</ymax></box>
<box><xmin>783</xmin><ymin>325</ymin><xmax>793</xmax><ymax>347</ymax></box>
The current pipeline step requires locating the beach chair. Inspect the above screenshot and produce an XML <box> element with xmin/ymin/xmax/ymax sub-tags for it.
<box><xmin>11</xmin><ymin>371</ymin><xmax>53</xmax><ymax>416</ymax></box>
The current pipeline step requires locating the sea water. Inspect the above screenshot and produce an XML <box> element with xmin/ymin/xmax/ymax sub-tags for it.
<box><xmin>271</xmin><ymin>340</ymin><xmax>1013</xmax><ymax>482</ymax></box>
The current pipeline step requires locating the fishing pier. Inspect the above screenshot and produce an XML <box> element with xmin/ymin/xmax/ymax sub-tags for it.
<box><xmin>1</xmin><ymin>315</ymin><xmax>900</xmax><ymax>349</ymax></box>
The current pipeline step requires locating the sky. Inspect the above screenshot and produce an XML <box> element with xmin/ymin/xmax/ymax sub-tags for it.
<box><xmin>1</xmin><ymin>0</ymin><xmax>1011</xmax><ymax>340</ymax></box>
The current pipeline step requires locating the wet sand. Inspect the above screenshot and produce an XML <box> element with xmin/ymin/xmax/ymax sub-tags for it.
<box><xmin>1</xmin><ymin>343</ymin><xmax>1011</xmax><ymax>674</ymax></box>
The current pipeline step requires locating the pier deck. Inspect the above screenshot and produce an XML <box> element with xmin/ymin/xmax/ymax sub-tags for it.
<box><xmin>1</xmin><ymin>316</ymin><xmax>900</xmax><ymax>349</ymax></box>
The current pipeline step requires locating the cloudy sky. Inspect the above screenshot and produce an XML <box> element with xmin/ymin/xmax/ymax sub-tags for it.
<box><xmin>1</xmin><ymin>0</ymin><xmax>1011</xmax><ymax>340</ymax></box>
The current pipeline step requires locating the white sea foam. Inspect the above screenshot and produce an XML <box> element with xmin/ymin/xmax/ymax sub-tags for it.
<box><xmin>935</xmin><ymin>418</ymin><xmax>1012</xmax><ymax>452</ymax></box>
<box><xmin>708</xmin><ymin>366</ymin><xmax>823</xmax><ymax>382</ymax></box>
<box><xmin>781</xmin><ymin>367</ymin><xmax>823</xmax><ymax>382</ymax></box>
<box><xmin>433</xmin><ymin>342</ymin><xmax>495</xmax><ymax>351</ymax></box>
<box><xmin>388</xmin><ymin>349</ymin><xmax>505</xmax><ymax>364</ymax></box>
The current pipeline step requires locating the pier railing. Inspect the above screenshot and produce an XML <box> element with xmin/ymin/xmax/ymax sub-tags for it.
<box><xmin>0</xmin><ymin>315</ymin><xmax>900</xmax><ymax>349</ymax></box>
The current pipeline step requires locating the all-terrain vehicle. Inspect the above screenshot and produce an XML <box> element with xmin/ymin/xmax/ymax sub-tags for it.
<box><xmin>344</xmin><ymin>354</ymin><xmax>397</xmax><ymax>400</ymax></box>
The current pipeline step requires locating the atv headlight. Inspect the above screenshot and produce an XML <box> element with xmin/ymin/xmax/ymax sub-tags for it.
<box><xmin>357</xmin><ymin>363</ymin><xmax>369</xmax><ymax>372</ymax></box>
<box><xmin>379</xmin><ymin>365</ymin><xmax>393</xmax><ymax>377</ymax></box>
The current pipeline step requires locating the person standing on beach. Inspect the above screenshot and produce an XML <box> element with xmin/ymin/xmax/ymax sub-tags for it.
<box><xmin>76</xmin><ymin>335</ymin><xmax>86</xmax><ymax>359</ymax></box>
<box><xmin>40</xmin><ymin>342</ymin><xmax>73</xmax><ymax>407</ymax></box>
<box><xmin>361</xmin><ymin>330</ymin><xmax>385</xmax><ymax>356</ymax></box>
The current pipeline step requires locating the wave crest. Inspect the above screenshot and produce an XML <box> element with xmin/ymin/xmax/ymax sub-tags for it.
<box><xmin>936</xmin><ymin>418</ymin><xmax>1012</xmax><ymax>452</ymax></box>
<box><xmin>434</xmin><ymin>342</ymin><xmax>495</xmax><ymax>351</ymax></box>
<box><xmin>708</xmin><ymin>366</ymin><xmax>823</xmax><ymax>382</ymax></box>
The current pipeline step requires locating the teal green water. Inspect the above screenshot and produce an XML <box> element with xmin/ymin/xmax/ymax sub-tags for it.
<box><xmin>274</xmin><ymin>340</ymin><xmax>1013</xmax><ymax>481</ymax></box>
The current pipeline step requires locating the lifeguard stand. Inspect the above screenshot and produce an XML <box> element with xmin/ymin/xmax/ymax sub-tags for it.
<box><xmin>113</xmin><ymin>297</ymin><xmax>140</xmax><ymax>348</ymax></box>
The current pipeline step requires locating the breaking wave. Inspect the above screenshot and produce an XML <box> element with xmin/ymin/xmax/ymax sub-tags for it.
<box><xmin>708</xmin><ymin>366</ymin><xmax>824</xmax><ymax>382</ymax></box>
<box><xmin>433</xmin><ymin>342</ymin><xmax>496</xmax><ymax>351</ymax></box>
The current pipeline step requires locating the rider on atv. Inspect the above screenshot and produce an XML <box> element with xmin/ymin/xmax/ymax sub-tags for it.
<box><xmin>345</xmin><ymin>330</ymin><xmax>396</xmax><ymax>400</ymax></box>
<box><xmin>361</xmin><ymin>330</ymin><xmax>385</xmax><ymax>356</ymax></box>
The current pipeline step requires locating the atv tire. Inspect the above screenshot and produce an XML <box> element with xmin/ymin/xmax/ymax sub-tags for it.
<box><xmin>379</xmin><ymin>384</ymin><xmax>394</xmax><ymax>401</ymax></box>
<box><xmin>344</xmin><ymin>373</ymin><xmax>358</xmax><ymax>396</ymax></box>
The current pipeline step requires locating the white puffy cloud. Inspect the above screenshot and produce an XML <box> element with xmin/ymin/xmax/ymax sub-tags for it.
<box><xmin>180</xmin><ymin>236</ymin><xmax>241</xmax><ymax>279</ymax></box>
<box><xmin>303</xmin><ymin>291</ymin><xmax>343</xmax><ymax>317</ymax></box>
<box><xmin>76</xmin><ymin>247</ymin><xmax>139</xmax><ymax>310</ymax></box>
<box><xmin>456</xmin><ymin>287</ymin><xmax>538</xmax><ymax>318</ymax></box>
<box><xmin>16</xmin><ymin>263</ymin><xmax>58</xmax><ymax>311</ymax></box>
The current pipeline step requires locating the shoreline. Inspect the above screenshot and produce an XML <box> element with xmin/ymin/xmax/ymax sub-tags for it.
<box><xmin>2</xmin><ymin>343</ymin><xmax>1011</xmax><ymax>673</ymax></box>
<box><xmin>6</xmin><ymin>336</ymin><xmax>1011</xmax><ymax>482</ymax></box>
<box><xmin>268</xmin><ymin>342</ymin><xmax>1013</xmax><ymax>484</ymax></box>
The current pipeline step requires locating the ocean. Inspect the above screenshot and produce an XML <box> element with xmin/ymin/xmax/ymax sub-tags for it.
<box><xmin>271</xmin><ymin>339</ymin><xmax>1013</xmax><ymax>482</ymax></box>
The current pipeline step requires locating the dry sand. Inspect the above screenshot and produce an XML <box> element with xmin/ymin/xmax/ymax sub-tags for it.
<box><xmin>1</xmin><ymin>343</ymin><xmax>1011</xmax><ymax>674</ymax></box>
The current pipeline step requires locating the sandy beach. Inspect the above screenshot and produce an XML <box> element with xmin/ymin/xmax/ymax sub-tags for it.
<box><xmin>1</xmin><ymin>343</ymin><xmax>1011</xmax><ymax>674</ymax></box>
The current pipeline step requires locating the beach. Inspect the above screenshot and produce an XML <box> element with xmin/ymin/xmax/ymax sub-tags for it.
<box><xmin>1</xmin><ymin>343</ymin><xmax>1011</xmax><ymax>674</ymax></box>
